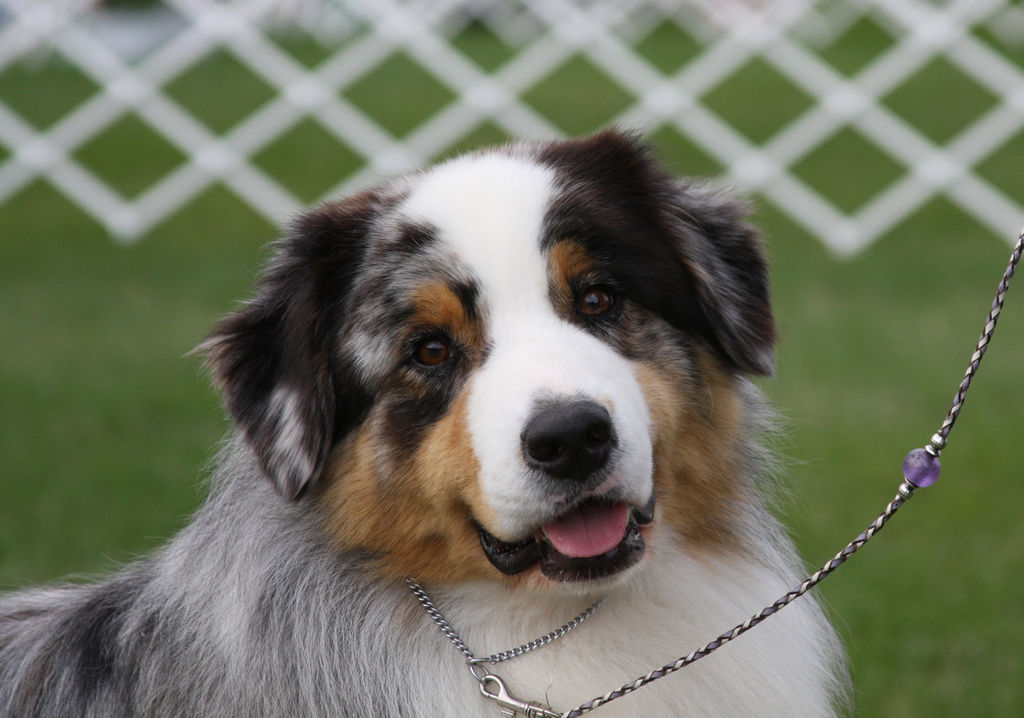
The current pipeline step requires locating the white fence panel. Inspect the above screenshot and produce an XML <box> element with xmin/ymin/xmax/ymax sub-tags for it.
<box><xmin>1</xmin><ymin>0</ymin><xmax>1023</xmax><ymax>254</ymax></box>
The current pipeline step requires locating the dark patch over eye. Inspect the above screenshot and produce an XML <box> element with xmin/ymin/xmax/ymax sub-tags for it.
<box><xmin>412</xmin><ymin>337</ymin><xmax>453</xmax><ymax>367</ymax></box>
<box><xmin>577</xmin><ymin>285</ymin><xmax>617</xmax><ymax>317</ymax></box>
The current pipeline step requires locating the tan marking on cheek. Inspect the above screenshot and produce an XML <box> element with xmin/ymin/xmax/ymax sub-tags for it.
<box><xmin>634</xmin><ymin>352</ymin><xmax>746</xmax><ymax>552</ymax></box>
<box><xmin>320</xmin><ymin>391</ymin><xmax>502</xmax><ymax>583</ymax></box>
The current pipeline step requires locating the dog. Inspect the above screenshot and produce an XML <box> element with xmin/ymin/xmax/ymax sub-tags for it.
<box><xmin>0</xmin><ymin>130</ymin><xmax>845</xmax><ymax>716</ymax></box>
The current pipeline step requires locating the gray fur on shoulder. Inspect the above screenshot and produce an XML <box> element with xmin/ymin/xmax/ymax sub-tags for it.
<box><xmin>0</xmin><ymin>439</ymin><xmax>433</xmax><ymax>718</ymax></box>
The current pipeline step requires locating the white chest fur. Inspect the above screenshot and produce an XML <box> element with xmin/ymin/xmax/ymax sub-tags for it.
<box><xmin>403</xmin><ymin>542</ymin><xmax>842</xmax><ymax>718</ymax></box>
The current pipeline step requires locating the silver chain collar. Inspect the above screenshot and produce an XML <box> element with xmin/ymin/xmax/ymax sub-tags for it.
<box><xmin>406</xmin><ymin>578</ymin><xmax>601</xmax><ymax>717</ymax></box>
<box><xmin>408</xmin><ymin>231</ymin><xmax>1023</xmax><ymax>717</ymax></box>
<box><xmin>406</xmin><ymin>579</ymin><xmax>603</xmax><ymax>667</ymax></box>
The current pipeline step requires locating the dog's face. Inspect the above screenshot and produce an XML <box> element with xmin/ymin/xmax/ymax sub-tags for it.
<box><xmin>203</xmin><ymin>131</ymin><xmax>774</xmax><ymax>590</ymax></box>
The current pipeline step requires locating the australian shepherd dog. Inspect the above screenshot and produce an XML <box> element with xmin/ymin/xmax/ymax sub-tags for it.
<box><xmin>0</xmin><ymin>130</ymin><xmax>845</xmax><ymax>716</ymax></box>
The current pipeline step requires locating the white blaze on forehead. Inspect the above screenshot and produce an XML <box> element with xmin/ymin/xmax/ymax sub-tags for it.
<box><xmin>400</xmin><ymin>151</ymin><xmax>554</xmax><ymax>310</ymax></box>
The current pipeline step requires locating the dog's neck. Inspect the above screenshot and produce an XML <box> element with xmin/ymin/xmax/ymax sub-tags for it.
<box><xmin>408</xmin><ymin>533</ymin><xmax>843</xmax><ymax>718</ymax></box>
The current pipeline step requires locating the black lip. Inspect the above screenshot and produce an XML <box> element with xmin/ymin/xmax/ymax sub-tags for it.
<box><xmin>476</xmin><ymin>528</ymin><xmax>541</xmax><ymax>575</ymax></box>
<box><xmin>477</xmin><ymin>495</ymin><xmax>655</xmax><ymax>582</ymax></box>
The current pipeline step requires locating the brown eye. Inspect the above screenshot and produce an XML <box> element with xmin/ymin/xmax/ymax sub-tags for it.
<box><xmin>413</xmin><ymin>338</ymin><xmax>452</xmax><ymax>367</ymax></box>
<box><xmin>578</xmin><ymin>286</ymin><xmax>616</xmax><ymax>317</ymax></box>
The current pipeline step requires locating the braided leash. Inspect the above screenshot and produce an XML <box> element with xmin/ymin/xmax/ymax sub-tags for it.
<box><xmin>561</xmin><ymin>493</ymin><xmax>908</xmax><ymax>716</ymax></box>
<box><xmin>936</xmin><ymin>230</ymin><xmax>1023</xmax><ymax>447</ymax></box>
<box><xmin>560</xmin><ymin>229</ymin><xmax>1024</xmax><ymax>717</ymax></box>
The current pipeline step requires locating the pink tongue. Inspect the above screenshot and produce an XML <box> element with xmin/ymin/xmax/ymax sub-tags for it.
<box><xmin>542</xmin><ymin>502</ymin><xmax>629</xmax><ymax>558</ymax></box>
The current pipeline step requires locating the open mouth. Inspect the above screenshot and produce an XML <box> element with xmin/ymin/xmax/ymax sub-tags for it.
<box><xmin>477</xmin><ymin>495</ymin><xmax>655</xmax><ymax>583</ymax></box>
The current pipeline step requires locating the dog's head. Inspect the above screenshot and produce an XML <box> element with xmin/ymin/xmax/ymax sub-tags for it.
<box><xmin>202</xmin><ymin>130</ymin><xmax>774</xmax><ymax>589</ymax></box>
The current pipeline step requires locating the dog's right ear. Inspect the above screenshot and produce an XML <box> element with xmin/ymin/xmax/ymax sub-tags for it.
<box><xmin>199</xmin><ymin>193</ymin><xmax>376</xmax><ymax>500</ymax></box>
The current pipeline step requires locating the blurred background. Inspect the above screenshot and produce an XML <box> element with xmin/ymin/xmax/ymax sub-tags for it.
<box><xmin>1</xmin><ymin>0</ymin><xmax>1022</xmax><ymax>714</ymax></box>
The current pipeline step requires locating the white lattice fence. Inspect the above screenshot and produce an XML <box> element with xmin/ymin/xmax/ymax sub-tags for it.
<box><xmin>2</xmin><ymin>0</ymin><xmax>1024</xmax><ymax>255</ymax></box>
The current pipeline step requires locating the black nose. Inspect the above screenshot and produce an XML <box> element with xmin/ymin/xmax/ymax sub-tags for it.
<box><xmin>521</xmin><ymin>400</ymin><xmax>615</xmax><ymax>482</ymax></box>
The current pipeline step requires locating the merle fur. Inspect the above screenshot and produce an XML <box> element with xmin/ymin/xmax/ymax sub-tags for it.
<box><xmin>2</xmin><ymin>131</ymin><xmax>810</xmax><ymax>717</ymax></box>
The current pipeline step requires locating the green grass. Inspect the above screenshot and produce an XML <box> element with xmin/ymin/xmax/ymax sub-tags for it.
<box><xmin>2</xmin><ymin>22</ymin><xmax>1024</xmax><ymax>717</ymax></box>
<box><xmin>761</xmin><ymin>199</ymin><xmax>1024</xmax><ymax>715</ymax></box>
<box><xmin>0</xmin><ymin>182</ymin><xmax>273</xmax><ymax>580</ymax></box>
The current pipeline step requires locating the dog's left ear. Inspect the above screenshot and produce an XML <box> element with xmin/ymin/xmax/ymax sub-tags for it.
<box><xmin>667</xmin><ymin>182</ymin><xmax>775</xmax><ymax>376</ymax></box>
<box><xmin>200</xmin><ymin>194</ymin><xmax>376</xmax><ymax>499</ymax></box>
<box><xmin>538</xmin><ymin>130</ymin><xmax>774</xmax><ymax>377</ymax></box>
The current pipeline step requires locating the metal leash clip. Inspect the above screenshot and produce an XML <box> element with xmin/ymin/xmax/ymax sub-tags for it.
<box><xmin>479</xmin><ymin>673</ymin><xmax>561</xmax><ymax>718</ymax></box>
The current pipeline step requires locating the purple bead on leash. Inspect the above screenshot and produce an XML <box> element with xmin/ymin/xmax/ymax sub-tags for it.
<box><xmin>902</xmin><ymin>448</ymin><xmax>941</xmax><ymax>488</ymax></box>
